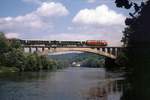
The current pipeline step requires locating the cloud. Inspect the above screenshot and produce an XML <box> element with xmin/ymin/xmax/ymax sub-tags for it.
<box><xmin>5</xmin><ymin>33</ymin><xmax>20</xmax><ymax>39</ymax></box>
<box><xmin>36</xmin><ymin>2</ymin><xmax>69</xmax><ymax>17</ymax></box>
<box><xmin>0</xmin><ymin>2</ymin><xmax>69</xmax><ymax>33</ymax></box>
<box><xmin>72</xmin><ymin>4</ymin><xmax>125</xmax><ymax>26</ymax></box>
<box><xmin>70</xmin><ymin>4</ymin><xmax>126</xmax><ymax>46</ymax></box>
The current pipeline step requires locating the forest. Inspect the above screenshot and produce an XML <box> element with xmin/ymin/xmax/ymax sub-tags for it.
<box><xmin>0</xmin><ymin>32</ymin><xmax>65</xmax><ymax>72</ymax></box>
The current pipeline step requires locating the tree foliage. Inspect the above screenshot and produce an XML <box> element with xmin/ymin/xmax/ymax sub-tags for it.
<box><xmin>115</xmin><ymin>0</ymin><xmax>150</xmax><ymax>100</ymax></box>
<box><xmin>0</xmin><ymin>32</ymin><xmax>61</xmax><ymax>72</ymax></box>
<box><xmin>0</xmin><ymin>32</ymin><xmax>9</xmax><ymax>53</ymax></box>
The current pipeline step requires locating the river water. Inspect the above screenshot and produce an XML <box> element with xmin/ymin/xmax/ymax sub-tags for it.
<box><xmin>0</xmin><ymin>67</ymin><xmax>124</xmax><ymax>100</ymax></box>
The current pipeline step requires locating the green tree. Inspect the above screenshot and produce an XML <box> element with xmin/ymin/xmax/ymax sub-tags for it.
<box><xmin>25</xmin><ymin>54</ymin><xmax>38</xmax><ymax>71</ymax></box>
<box><xmin>0</xmin><ymin>32</ymin><xmax>10</xmax><ymax>66</ymax></box>
<box><xmin>9</xmin><ymin>39</ymin><xmax>22</xmax><ymax>49</ymax></box>
<box><xmin>115</xmin><ymin>0</ymin><xmax>150</xmax><ymax>100</ymax></box>
<box><xmin>4</xmin><ymin>49</ymin><xmax>26</xmax><ymax>71</ymax></box>
<box><xmin>0</xmin><ymin>32</ymin><xmax>9</xmax><ymax>53</ymax></box>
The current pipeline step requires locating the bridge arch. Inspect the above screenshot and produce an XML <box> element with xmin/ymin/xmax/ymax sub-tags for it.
<box><xmin>41</xmin><ymin>47</ymin><xmax>117</xmax><ymax>59</ymax></box>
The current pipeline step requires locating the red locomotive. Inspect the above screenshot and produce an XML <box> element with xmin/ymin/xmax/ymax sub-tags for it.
<box><xmin>86</xmin><ymin>40</ymin><xmax>107</xmax><ymax>46</ymax></box>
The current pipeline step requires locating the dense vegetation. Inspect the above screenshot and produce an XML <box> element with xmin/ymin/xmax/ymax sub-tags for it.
<box><xmin>73</xmin><ymin>53</ymin><xmax>105</xmax><ymax>68</ymax></box>
<box><xmin>49</xmin><ymin>53</ymin><xmax>105</xmax><ymax>68</ymax></box>
<box><xmin>0</xmin><ymin>32</ymin><xmax>63</xmax><ymax>72</ymax></box>
<box><xmin>114</xmin><ymin>0</ymin><xmax>150</xmax><ymax>100</ymax></box>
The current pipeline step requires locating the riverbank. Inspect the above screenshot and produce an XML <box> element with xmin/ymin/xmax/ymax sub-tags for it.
<box><xmin>0</xmin><ymin>63</ymin><xmax>68</xmax><ymax>74</ymax></box>
<box><xmin>0</xmin><ymin>67</ymin><xmax>19</xmax><ymax>73</ymax></box>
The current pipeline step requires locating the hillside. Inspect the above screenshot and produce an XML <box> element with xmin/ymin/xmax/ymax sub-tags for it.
<box><xmin>48</xmin><ymin>52</ymin><xmax>105</xmax><ymax>68</ymax></box>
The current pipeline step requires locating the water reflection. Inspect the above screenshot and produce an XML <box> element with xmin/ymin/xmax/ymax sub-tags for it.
<box><xmin>0</xmin><ymin>67</ymin><xmax>124</xmax><ymax>100</ymax></box>
<box><xmin>0</xmin><ymin>71</ymin><xmax>54</xmax><ymax>82</ymax></box>
<box><xmin>84</xmin><ymin>78</ymin><xmax>124</xmax><ymax>100</ymax></box>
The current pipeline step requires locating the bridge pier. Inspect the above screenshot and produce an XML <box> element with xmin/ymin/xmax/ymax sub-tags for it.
<box><xmin>29</xmin><ymin>47</ymin><xmax>32</xmax><ymax>53</ymax></box>
<box><xmin>48</xmin><ymin>47</ymin><xmax>50</xmax><ymax>51</ymax></box>
<box><xmin>111</xmin><ymin>48</ymin><xmax>117</xmax><ymax>56</ymax></box>
<box><xmin>42</xmin><ymin>47</ymin><xmax>45</xmax><ymax>52</ymax></box>
<box><xmin>97</xmin><ymin>48</ymin><xmax>100</xmax><ymax>50</ymax></box>
<box><xmin>116</xmin><ymin>48</ymin><xmax>122</xmax><ymax>56</ymax></box>
<box><xmin>35</xmin><ymin>47</ymin><xmax>38</xmax><ymax>52</ymax></box>
<box><xmin>107</xmin><ymin>48</ymin><xmax>111</xmax><ymax>54</ymax></box>
<box><xmin>102</xmin><ymin>48</ymin><xmax>106</xmax><ymax>52</ymax></box>
<box><xmin>97</xmin><ymin>48</ymin><xmax>102</xmax><ymax>52</ymax></box>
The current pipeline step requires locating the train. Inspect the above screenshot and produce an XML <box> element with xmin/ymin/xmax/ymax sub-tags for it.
<box><xmin>7</xmin><ymin>39</ymin><xmax>108</xmax><ymax>47</ymax></box>
<box><xmin>86</xmin><ymin>40</ymin><xmax>107</xmax><ymax>46</ymax></box>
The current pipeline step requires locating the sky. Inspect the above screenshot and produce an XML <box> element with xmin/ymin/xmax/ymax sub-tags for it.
<box><xmin>0</xmin><ymin>0</ymin><xmax>131</xmax><ymax>46</ymax></box>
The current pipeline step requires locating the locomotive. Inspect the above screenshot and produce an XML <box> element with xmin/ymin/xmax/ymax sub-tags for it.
<box><xmin>8</xmin><ymin>39</ymin><xmax>108</xmax><ymax>47</ymax></box>
<box><xmin>86</xmin><ymin>40</ymin><xmax>107</xmax><ymax>46</ymax></box>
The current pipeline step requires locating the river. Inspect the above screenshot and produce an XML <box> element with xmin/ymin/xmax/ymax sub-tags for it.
<box><xmin>0</xmin><ymin>67</ymin><xmax>124</xmax><ymax>100</ymax></box>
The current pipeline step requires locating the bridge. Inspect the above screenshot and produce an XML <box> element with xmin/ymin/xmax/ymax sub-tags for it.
<box><xmin>23</xmin><ymin>46</ymin><xmax>122</xmax><ymax>59</ymax></box>
<box><xmin>11</xmin><ymin>39</ymin><xmax>123</xmax><ymax>59</ymax></box>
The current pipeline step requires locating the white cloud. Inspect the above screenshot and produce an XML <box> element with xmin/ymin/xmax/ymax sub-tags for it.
<box><xmin>70</xmin><ymin>4</ymin><xmax>126</xmax><ymax>46</ymax></box>
<box><xmin>5</xmin><ymin>33</ymin><xmax>20</xmax><ymax>39</ymax></box>
<box><xmin>0</xmin><ymin>2</ymin><xmax>69</xmax><ymax>33</ymax></box>
<box><xmin>36</xmin><ymin>2</ymin><xmax>69</xmax><ymax>17</ymax></box>
<box><xmin>73</xmin><ymin>5</ymin><xmax>125</xmax><ymax>26</ymax></box>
